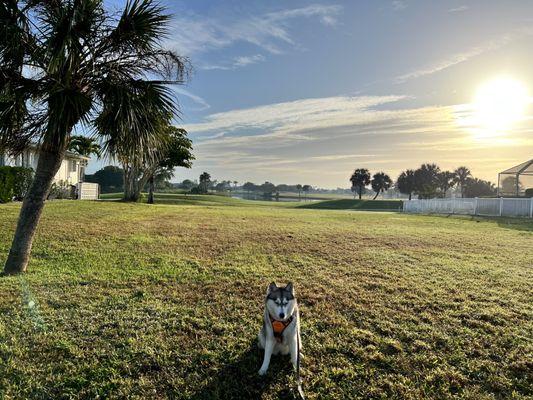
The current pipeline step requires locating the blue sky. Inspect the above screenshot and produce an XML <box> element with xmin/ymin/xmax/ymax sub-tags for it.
<box><xmin>90</xmin><ymin>0</ymin><xmax>533</xmax><ymax>187</ymax></box>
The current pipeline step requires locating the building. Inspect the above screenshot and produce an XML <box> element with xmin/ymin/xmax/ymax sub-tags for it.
<box><xmin>498</xmin><ymin>159</ymin><xmax>533</xmax><ymax>197</ymax></box>
<box><xmin>0</xmin><ymin>146</ymin><xmax>89</xmax><ymax>186</ymax></box>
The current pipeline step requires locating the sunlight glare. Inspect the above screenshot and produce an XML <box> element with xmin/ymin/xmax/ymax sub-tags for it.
<box><xmin>472</xmin><ymin>76</ymin><xmax>530</xmax><ymax>138</ymax></box>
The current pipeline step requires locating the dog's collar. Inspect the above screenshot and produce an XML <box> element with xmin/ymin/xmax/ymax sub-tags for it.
<box><xmin>270</xmin><ymin>314</ymin><xmax>294</xmax><ymax>343</ymax></box>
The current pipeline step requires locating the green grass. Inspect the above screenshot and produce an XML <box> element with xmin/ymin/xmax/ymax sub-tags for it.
<box><xmin>0</xmin><ymin>199</ymin><xmax>531</xmax><ymax>399</ymax></box>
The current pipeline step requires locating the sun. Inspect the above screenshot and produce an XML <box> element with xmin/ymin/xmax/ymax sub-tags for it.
<box><xmin>471</xmin><ymin>76</ymin><xmax>530</xmax><ymax>137</ymax></box>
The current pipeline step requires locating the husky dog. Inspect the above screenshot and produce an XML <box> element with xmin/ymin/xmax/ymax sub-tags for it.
<box><xmin>258</xmin><ymin>282</ymin><xmax>301</xmax><ymax>376</ymax></box>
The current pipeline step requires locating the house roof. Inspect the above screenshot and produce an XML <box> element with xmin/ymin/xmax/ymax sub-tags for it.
<box><xmin>499</xmin><ymin>159</ymin><xmax>533</xmax><ymax>175</ymax></box>
<box><xmin>26</xmin><ymin>144</ymin><xmax>90</xmax><ymax>161</ymax></box>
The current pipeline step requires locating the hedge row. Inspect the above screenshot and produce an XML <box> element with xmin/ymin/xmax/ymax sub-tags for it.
<box><xmin>0</xmin><ymin>166</ymin><xmax>34</xmax><ymax>203</ymax></box>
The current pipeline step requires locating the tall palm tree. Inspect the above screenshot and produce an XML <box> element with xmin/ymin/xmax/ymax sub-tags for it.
<box><xmin>396</xmin><ymin>169</ymin><xmax>416</xmax><ymax>200</ymax></box>
<box><xmin>350</xmin><ymin>168</ymin><xmax>371</xmax><ymax>199</ymax></box>
<box><xmin>296</xmin><ymin>184</ymin><xmax>302</xmax><ymax>200</ymax></box>
<box><xmin>199</xmin><ymin>172</ymin><xmax>211</xmax><ymax>193</ymax></box>
<box><xmin>0</xmin><ymin>0</ymin><xmax>189</xmax><ymax>274</ymax></box>
<box><xmin>454</xmin><ymin>166</ymin><xmax>471</xmax><ymax>198</ymax></box>
<box><xmin>371</xmin><ymin>172</ymin><xmax>392</xmax><ymax>200</ymax></box>
<box><xmin>68</xmin><ymin>136</ymin><xmax>101</xmax><ymax>158</ymax></box>
<box><xmin>437</xmin><ymin>171</ymin><xmax>455</xmax><ymax>198</ymax></box>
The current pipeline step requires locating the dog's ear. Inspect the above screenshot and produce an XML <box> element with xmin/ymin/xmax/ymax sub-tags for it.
<box><xmin>267</xmin><ymin>282</ymin><xmax>277</xmax><ymax>294</ymax></box>
<box><xmin>285</xmin><ymin>282</ymin><xmax>294</xmax><ymax>295</ymax></box>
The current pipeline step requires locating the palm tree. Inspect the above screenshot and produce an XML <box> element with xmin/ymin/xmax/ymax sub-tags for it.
<box><xmin>396</xmin><ymin>169</ymin><xmax>416</xmax><ymax>200</ymax></box>
<box><xmin>0</xmin><ymin>1</ymin><xmax>189</xmax><ymax>275</ymax></box>
<box><xmin>350</xmin><ymin>168</ymin><xmax>371</xmax><ymax>199</ymax></box>
<box><xmin>302</xmin><ymin>184</ymin><xmax>311</xmax><ymax>200</ymax></box>
<box><xmin>199</xmin><ymin>172</ymin><xmax>211</xmax><ymax>194</ymax></box>
<box><xmin>437</xmin><ymin>171</ymin><xmax>455</xmax><ymax>198</ymax></box>
<box><xmin>371</xmin><ymin>172</ymin><xmax>392</xmax><ymax>200</ymax></box>
<box><xmin>296</xmin><ymin>184</ymin><xmax>303</xmax><ymax>201</ymax></box>
<box><xmin>413</xmin><ymin>163</ymin><xmax>441</xmax><ymax>199</ymax></box>
<box><xmin>454</xmin><ymin>166</ymin><xmax>471</xmax><ymax>198</ymax></box>
<box><xmin>68</xmin><ymin>136</ymin><xmax>101</xmax><ymax>158</ymax></box>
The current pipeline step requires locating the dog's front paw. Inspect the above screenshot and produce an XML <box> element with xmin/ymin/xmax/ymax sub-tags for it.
<box><xmin>258</xmin><ymin>368</ymin><xmax>268</xmax><ymax>376</ymax></box>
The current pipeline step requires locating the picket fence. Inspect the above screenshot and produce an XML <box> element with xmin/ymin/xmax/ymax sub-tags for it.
<box><xmin>403</xmin><ymin>197</ymin><xmax>533</xmax><ymax>218</ymax></box>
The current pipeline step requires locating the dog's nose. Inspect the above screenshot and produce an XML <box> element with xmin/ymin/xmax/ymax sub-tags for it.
<box><xmin>279</xmin><ymin>312</ymin><xmax>285</xmax><ymax>319</ymax></box>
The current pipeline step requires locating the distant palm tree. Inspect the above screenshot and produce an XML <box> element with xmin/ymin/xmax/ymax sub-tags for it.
<box><xmin>396</xmin><ymin>169</ymin><xmax>416</xmax><ymax>200</ymax></box>
<box><xmin>350</xmin><ymin>169</ymin><xmax>371</xmax><ymax>199</ymax></box>
<box><xmin>199</xmin><ymin>172</ymin><xmax>211</xmax><ymax>193</ymax></box>
<box><xmin>0</xmin><ymin>0</ymin><xmax>189</xmax><ymax>274</ymax></box>
<box><xmin>371</xmin><ymin>172</ymin><xmax>392</xmax><ymax>200</ymax></box>
<box><xmin>296</xmin><ymin>184</ymin><xmax>303</xmax><ymax>201</ymax></box>
<box><xmin>302</xmin><ymin>184</ymin><xmax>311</xmax><ymax>200</ymax></box>
<box><xmin>437</xmin><ymin>171</ymin><xmax>456</xmax><ymax>198</ymax></box>
<box><xmin>68</xmin><ymin>136</ymin><xmax>101</xmax><ymax>158</ymax></box>
<box><xmin>454</xmin><ymin>166</ymin><xmax>472</xmax><ymax>198</ymax></box>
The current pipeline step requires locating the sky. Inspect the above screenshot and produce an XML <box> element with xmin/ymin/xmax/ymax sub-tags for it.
<box><xmin>89</xmin><ymin>0</ymin><xmax>533</xmax><ymax>188</ymax></box>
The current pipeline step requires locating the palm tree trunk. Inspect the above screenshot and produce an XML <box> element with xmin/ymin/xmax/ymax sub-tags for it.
<box><xmin>3</xmin><ymin>146</ymin><xmax>65</xmax><ymax>275</ymax></box>
<box><xmin>358</xmin><ymin>186</ymin><xmax>362</xmax><ymax>200</ymax></box>
<box><xmin>408</xmin><ymin>193</ymin><xmax>412</xmax><ymax>200</ymax></box>
<box><xmin>373</xmin><ymin>191</ymin><xmax>379</xmax><ymax>200</ymax></box>
<box><xmin>147</xmin><ymin>175</ymin><xmax>155</xmax><ymax>204</ymax></box>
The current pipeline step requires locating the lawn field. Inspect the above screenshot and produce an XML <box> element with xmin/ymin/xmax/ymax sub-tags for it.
<box><xmin>0</xmin><ymin>198</ymin><xmax>532</xmax><ymax>399</ymax></box>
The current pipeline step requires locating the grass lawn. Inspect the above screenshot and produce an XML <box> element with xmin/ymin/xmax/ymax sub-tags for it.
<box><xmin>0</xmin><ymin>198</ymin><xmax>531</xmax><ymax>399</ymax></box>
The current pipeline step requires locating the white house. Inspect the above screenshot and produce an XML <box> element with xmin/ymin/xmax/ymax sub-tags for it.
<box><xmin>0</xmin><ymin>146</ymin><xmax>89</xmax><ymax>185</ymax></box>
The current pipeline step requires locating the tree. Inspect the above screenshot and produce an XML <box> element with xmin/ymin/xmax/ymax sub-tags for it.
<box><xmin>179</xmin><ymin>179</ymin><xmax>196</xmax><ymax>191</ymax></box>
<box><xmin>437</xmin><ymin>171</ymin><xmax>455</xmax><ymax>198</ymax></box>
<box><xmin>302</xmin><ymin>184</ymin><xmax>311</xmax><ymax>199</ymax></box>
<box><xmin>370</xmin><ymin>172</ymin><xmax>392</xmax><ymax>200</ymax></box>
<box><xmin>199</xmin><ymin>172</ymin><xmax>211</xmax><ymax>194</ymax></box>
<box><xmin>396</xmin><ymin>169</ymin><xmax>416</xmax><ymax>200</ymax></box>
<box><xmin>233</xmin><ymin>180</ymin><xmax>238</xmax><ymax>190</ymax></box>
<box><xmin>463</xmin><ymin>178</ymin><xmax>497</xmax><ymax>198</ymax></box>
<box><xmin>243</xmin><ymin>182</ymin><xmax>256</xmax><ymax>193</ymax></box>
<box><xmin>414</xmin><ymin>164</ymin><xmax>440</xmax><ymax>199</ymax></box>
<box><xmin>260</xmin><ymin>182</ymin><xmax>276</xmax><ymax>196</ymax></box>
<box><xmin>85</xmin><ymin>166</ymin><xmax>124</xmax><ymax>193</ymax></box>
<box><xmin>500</xmin><ymin>176</ymin><xmax>523</xmax><ymax>196</ymax></box>
<box><xmin>454</xmin><ymin>166</ymin><xmax>471</xmax><ymax>198</ymax></box>
<box><xmin>350</xmin><ymin>169</ymin><xmax>371</xmax><ymax>200</ymax></box>
<box><xmin>68</xmin><ymin>136</ymin><xmax>101</xmax><ymax>158</ymax></box>
<box><xmin>296</xmin><ymin>184</ymin><xmax>303</xmax><ymax>200</ymax></box>
<box><xmin>0</xmin><ymin>0</ymin><xmax>189</xmax><ymax>274</ymax></box>
<box><xmin>146</xmin><ymin>127</ymin><xmax>194</xmax><ymax>204</ymax></box>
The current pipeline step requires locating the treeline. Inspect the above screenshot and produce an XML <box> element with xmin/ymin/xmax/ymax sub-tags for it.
<box><xmin>350</xmin><ymin>164</ymin><xmax>496</xmax><ymax>200</ymax></box>
<box><xmin>174</xmin><ymin>173</ymin><xmax>314</xmax><ymax>198</ymax></box>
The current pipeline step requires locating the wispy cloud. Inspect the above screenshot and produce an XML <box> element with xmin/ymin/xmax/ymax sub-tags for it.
<box><xmin>172</xmin><ymin>87</ymin><xmax>210</xmax><ymax>111</ymax></box>
<box><xmin>392</xmin><ymin>1</ymin><xmax>408</xmax><ymax>11</ymax></box>
<box><xmin>448</xmin><ymin>5</ymin><xmax>469</xmax><ymax>13</ymax></box>
<box><xmin>201</xmin><ymin>54</ymin><xmax>266</xmax><ymax>71</ymax></box>
<box><xmin>394</xmin><ymin>27</ymin><xmax>533</xmax><ymax>83</ymax></box>
<box><xmin>177</xmin><ymin>94</ymin><xmax>531</xmax><ymax>186</ymax></box>
<box><xmin>168</xmin><ymin>4</ymin><xmax>342</xmax><ymax>58</ymax></box>
<box><xmin>233</xmin><ymin>54</ymin><xmax>266</xmax><ymax>68</ymax></box>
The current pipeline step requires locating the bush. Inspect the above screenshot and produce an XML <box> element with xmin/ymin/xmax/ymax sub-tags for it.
<box><xmin>0</xmin><ymin>166</ymin><xmax>34</xmax><ymax>203</ymax></box>
<box><xmin>525</xmin><ymin>188</ymin><xmax>533</xmax><ymax>198</ymax></box>
<box><xmin>48</xmin><ymin>180</ymin><xmax>75</xmax><ymax>200</ymax></box>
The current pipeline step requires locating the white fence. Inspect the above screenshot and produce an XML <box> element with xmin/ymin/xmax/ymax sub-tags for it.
<box><xmin>403</xmin><ymin>197</ymin><xmax>533</xmax><ymax>218</ymax></box>
<box><xmin>77</xmin><ymin>182</ymin><xmax>99</xmax><ymax>200</ymax></box>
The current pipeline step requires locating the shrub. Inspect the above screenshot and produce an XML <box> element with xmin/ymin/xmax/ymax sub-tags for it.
<box><xmin>525</xmin><ymin>188</ymin><xmax>533</xmax><ymax>198</ymax></box>
<box><xmin>0</xmin><ymin>166</ymin><xmax>34</xmax><ymax>203</ymax></box>
<box><xmin>48</xmin><ymin>180</ymin><xmax>75</xmax><ymax>200</ymax></box>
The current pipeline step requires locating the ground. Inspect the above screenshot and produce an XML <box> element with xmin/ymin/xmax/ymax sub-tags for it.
<box><xmin>0</xmin><ymin>197</ymin><xmax>531</xmax><ymax>399</ymax></box>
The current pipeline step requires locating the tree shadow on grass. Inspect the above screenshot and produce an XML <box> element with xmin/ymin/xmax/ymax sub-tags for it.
<box><xmin>189</xmin><ymin>341</ymin><xmax>297</xmax><ymax>400</ymax></box>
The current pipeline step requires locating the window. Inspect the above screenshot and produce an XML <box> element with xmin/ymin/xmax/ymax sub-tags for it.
<box><xmin>70</xmin><ymin>160</ymin><xmax>77</xmax><ymax>172</ymax></box>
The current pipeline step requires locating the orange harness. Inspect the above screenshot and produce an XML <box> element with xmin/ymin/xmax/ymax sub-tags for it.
<box><xmin>270</xmin><ymin>315</ymin><xmax>294</xmax><ymax>343</ymax></box>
